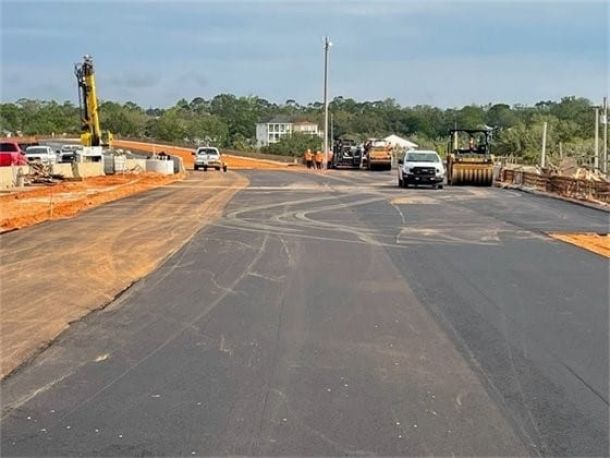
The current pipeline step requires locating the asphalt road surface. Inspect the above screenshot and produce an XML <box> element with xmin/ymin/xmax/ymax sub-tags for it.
<box><xmin>2</xmin><ymin>170</ymin><xmax>608</xmax><ymax>456</ymax></box>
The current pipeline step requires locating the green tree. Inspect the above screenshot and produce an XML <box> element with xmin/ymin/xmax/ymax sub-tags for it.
<box><xmin>187</xmin><ymin>114</ymin><xmax>229</xmax><ymax>145</ymax></box>
<box><xmin>263</xmin><ymin>133</ymin><xmax>321</xmax><ymax>156</ymax></box>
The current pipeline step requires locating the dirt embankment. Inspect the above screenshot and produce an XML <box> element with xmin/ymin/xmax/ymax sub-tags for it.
<box><xmin>0</xmin><ymin>173</ymin><xmax>182</xmax><ymax>232</ymax></box>
<box><xmin>112</xmin><ymin>139</ymin><xmax>296</xmax><ymax>170</ymax></box>
<box><xmin>1</xmin><ymin>172</ymin><xmax>248</xmax><ymax>379</ymax></box>
<box><xmin>549</xmin><ymin>232</ymin><xmax>610</xmax><ymax>258</ymax></box>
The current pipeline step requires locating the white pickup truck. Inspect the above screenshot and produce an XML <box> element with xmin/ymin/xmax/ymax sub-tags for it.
<box><xmin>25</xmin><ymin>145</ymin><xmax>58</xmax><ymax>165</ymax></box>
<box><xmin>397</xmin><ymin>150</ymin><xmax>445</xmax><ymax>189</ymax></box>
<box><xmin>193</xmin><ymin>146</ymin><xmax>227</xmax><ymax>172</ymax></box>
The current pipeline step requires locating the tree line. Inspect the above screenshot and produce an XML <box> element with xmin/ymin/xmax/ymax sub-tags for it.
<box><xmin>0</xmin><ymin>95</ymin><xmax>599</xmax><ymax>164</ymax></box>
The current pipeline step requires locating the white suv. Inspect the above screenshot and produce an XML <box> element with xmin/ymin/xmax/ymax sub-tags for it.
<box><xmin>193</xmin><ymin>146</ymin><xmax>227</xmax><ymax>172</ymax></box>
<box><xmin>398</xmin><ymin>150</ymin><xmax>444</xmax><ymax>189</ymax></box>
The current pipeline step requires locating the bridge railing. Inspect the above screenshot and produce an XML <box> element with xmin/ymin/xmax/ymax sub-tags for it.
<box><xmin>497</xmin><ymin>168</ymin><xmax>610</xmax><ymax>204</ymax></box>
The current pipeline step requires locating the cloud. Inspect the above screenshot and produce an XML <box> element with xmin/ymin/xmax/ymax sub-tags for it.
<box><xmin>333</xmin><ymin>54</ymin><xmax>607</xmax><ymax>107</ymax></box>
<box><xmin>0</xmin><ymin>0</ymin><xmax>606</xmax><ymax>108</ymax></box>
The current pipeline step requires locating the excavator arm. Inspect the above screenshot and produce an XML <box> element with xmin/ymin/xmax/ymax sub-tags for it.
<box><xmin>75</xmin><ymin>55</ymin><xmax>111</xmax><ymax>148</ymax></box>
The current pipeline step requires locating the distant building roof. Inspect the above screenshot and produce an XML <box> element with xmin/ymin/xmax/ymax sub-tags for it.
<box><xmin>258</xmin><ymin>115</ymin><xmax>318</xmax><ymax>124</ymax></box>
<box><xmin>258</xmin><ymin>115</ymin><xmax>292</xmax><ymax>124</ymax></box>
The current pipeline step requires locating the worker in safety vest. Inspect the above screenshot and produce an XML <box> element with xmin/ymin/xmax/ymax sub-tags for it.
<box><xmin>304</xmin><ymin>149</ymin><xmax>313</xmax><ymax>169</ymax></box>
<box><xmin>314</xmin><ymin>150</ymin><xmax>323</xmax><ymax>170</ymax></box>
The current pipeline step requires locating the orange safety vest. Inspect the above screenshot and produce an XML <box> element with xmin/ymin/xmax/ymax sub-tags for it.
<box><xmin>315</xmin><ymin>151</ymin><xmax>323</xmax><ymax>163</ymax></box>
<box><xmin>305</xmin><ymin>151</ymin><xmax>313</xmax><ymax>161</ymax></box>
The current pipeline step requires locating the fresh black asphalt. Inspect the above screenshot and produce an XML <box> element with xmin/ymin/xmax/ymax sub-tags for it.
<box><xmin>1</xmin><ymin>170</ymin><xmax>608</xmax><ymax>456</ymax></box>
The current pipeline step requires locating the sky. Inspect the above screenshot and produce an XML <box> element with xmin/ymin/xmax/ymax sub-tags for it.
<box><xmin>1</xmin><ymin>0</ymin><xmax>608</xmax><ymax>108</ymax></box>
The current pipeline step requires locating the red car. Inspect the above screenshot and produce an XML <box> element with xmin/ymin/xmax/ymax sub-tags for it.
<box><xmin>0</xmin><ymin>141</ymin><xmax>28</xmax><ymax>166</ymax></box>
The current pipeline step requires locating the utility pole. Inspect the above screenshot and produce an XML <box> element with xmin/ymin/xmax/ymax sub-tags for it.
<box><xmin>602</xmin><ymin>97</ymin><xmax>608</xmax><ymax>173</ymax></box>
<box><xmin>594</xmin><ymin>105</ymin><xmax>599</xmax><ymax>170</ymax></box>
<box><xmin>323</xmin><ymin>36</ymin><xmax>332</xmax><ymax>168</ymax></box>
<box><xmin>330</xmin><ymin>113</ymin><xmax>334</xmax><ymax>147</ymax></box>
<box><xmin>541</xmin><ymin>121</ymin><xmax>547</xmax><ymax>168</ymax></box>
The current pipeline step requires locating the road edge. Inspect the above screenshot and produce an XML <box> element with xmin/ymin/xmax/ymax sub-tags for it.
<box><xmin>495</xmin><ymin>182</ymin><xmax>610</xmax><ymax>214</ymax></box>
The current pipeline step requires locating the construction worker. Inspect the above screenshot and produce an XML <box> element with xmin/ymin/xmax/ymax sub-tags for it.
<box><xmin>468</xmin><ymin>137</ymin><xmax>477</xmax><ymax>152</ymax></box>
<box><xmin>314</xmin><ymin>150</ymin><xmax>323</xmax><ymax>170</ymax></box>
<box><xmin>304</xmin><ymin>149</ymin><xmax>313</xmax><ymax>169</ymax></box>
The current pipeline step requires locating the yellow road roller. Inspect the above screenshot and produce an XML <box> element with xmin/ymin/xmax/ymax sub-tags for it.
<box><xmin>446</xmin><ymin>128</ymin><xmax>494</xmax><ymax>186</ymax></box>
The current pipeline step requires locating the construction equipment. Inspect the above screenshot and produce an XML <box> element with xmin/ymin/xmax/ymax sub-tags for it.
<box><xmin>364</xmin><ymin>139</ymin><xmax>392</xmax><ymax>171</ymax></box>
<box><xmin>74</xmin><ymin>55</ymin><xmax>112</xmax><ymax>149</ymax></box>
<box><xmin>330</xmin><ymin>137</ymin><xmax>362</xmax><ymax>169</ymax></box>
<box><xmin>446</xmin><ymin>128</ymin><xmax>493</xmax><ymax>186</ymax></box>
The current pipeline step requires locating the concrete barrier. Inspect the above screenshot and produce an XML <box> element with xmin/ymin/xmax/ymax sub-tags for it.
<box><xmin>51</xmin><ymin>163</ymin><xmax>75</xmax><ymax>179</ymax></box>
<box><xmin>171</xmin><ymin>156</ymin><xmax>185</xmax><ymax>173</ymax></box>
<box><xmin>125</xmin><ymin>158</ymin><xmax>147</xmax><ymax>172</ymax></box>
<box><xmin>74</xmin><ymin>162</ymin><xmax>105</xmax><ymax>178</ymax></box>
<box><xmin>0</xmin><ymin>166</ymin><xmax>28</xmax><ymax>190</ymax></box>
<box><xmin>146</xmin><ymin>159</ymin><xmax>174</xmax><ymax>175</ymax></box>
<box><xmin>103</xmin><ymin>156</ymin><xmax>129</xmax><ymax>175</ymax></box>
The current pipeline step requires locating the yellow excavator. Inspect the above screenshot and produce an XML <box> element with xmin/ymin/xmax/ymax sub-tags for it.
<box><xmin>446</xmin><ymin>128</ymin><xmax>494</xmax><ymax>186</ymax></box>
<box><xmin>74</xmin><ymin>55</ymin><xmax>112</xmax><ymax>148</ymax></box>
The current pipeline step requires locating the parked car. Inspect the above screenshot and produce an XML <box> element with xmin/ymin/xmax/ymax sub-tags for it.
<box><xmin>59</xmin><ymin>144</ymin><xmax>82</xmax><ymax>163</ymax></box>
<box><xmin>0</xmin><ymin>141</ymin><xmax>28</xmax><ymax>166</ymax></box>
<box><xmin>193</xmin><ymin>146</ymin><xmax>227</xmax><ymax>172</ymax></box>
<box><xmin>397</xmin><ymin>150</ymin><xmax>445</xmax><ymax>189</ymax></box>
<box><xmin>25</xmin><ymin>145</ymin><xmax>58</xmax><ymax>165</ymax></box>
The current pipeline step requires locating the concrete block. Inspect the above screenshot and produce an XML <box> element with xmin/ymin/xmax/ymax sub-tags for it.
<box><xmin>171</xmin><ymin>156</ymin><xmax>185</xmax><ymax>173</ymax></box>
<box><xmin>74</xmin><ymin>162</ymin><xmax>105</xmax><ymax>178</ymax></box>
<box><xmin>51</xmin><ymin>163</ymin><xmax>75</xmax><ymax>179</ymax></box>
<box><xmin>146</xmin><ymin>159</ymin><xmax>174</xmax><ymax>175</ymax></box>
<box><xmin>0</xmin><ymin>166</ymin><xmax>28</xmax><ymax>190</ymax></box>
<box><xmin>125</xmin><ymin>158</ymin><xmax>147</xmax><ymax>172</ymax></box>
<box><xmin>103</xmin><ymin>156</ymin><xmax>129</xmax><ymax>175</ymax></box>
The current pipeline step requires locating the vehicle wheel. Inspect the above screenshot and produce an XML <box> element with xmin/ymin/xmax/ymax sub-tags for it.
<box><xmin>203</xmin><ymin>167</ymin><xmax>208</xmax><ymax>172</ymax></box>
<box><xmin>437</xmin><ymin>184</ymin><xmax>444</xmax><ymax>189</ymax></box>
<box><xmin>215</xmin><ymin>167</ymin><xmax>220</xmax><ymax>171</ymax></box>
<box><xmin>194</xmin><ymin>165</ymin><xmax>199</xmax><ymax>171</ymax></box>
<box><xmin>223</xmin><ymin>165</ymin><xmax>228</xmax><ymax>172</ymax></box>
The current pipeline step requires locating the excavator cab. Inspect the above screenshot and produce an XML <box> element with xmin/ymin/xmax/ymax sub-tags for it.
<box><xmin>446</xmin><ymin>128</ymin><xmax>494</xmax><ymax>186</ymax></box>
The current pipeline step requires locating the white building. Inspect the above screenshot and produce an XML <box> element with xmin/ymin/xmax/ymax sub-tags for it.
<box><xmin>256</xmin><ymin>117</ymin><xmax>320</xmax><ymax>147</ymax></box>
<box><xmin>292</xmin><ymin>121</ymin><xmax>319</xmax><ymax>135</ymax></box>
<box><xmin>384</xmin><ymin>134</ymin><xmax>418</xmax><ymax>151</ymax></box>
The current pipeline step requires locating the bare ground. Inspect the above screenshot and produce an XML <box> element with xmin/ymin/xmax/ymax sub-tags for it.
<box><xmin>0</xmin><ymin>171</ymin><xmax>247</xmax><ymax>379</ymax></box>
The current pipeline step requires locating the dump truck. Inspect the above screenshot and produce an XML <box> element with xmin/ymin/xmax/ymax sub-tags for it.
<box><xmin>446</xmin><ymin>128</ymin><xmax>493</xmax><ymax>186</ymax></box>
<box><xmin>364</xmin><ymin>139</ymin><xmax>392</xmax><ymax>171</ymax></box>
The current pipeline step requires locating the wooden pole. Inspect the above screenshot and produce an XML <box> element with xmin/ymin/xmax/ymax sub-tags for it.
<box><xmin>541</xmin><ymin>122</ymin><xmax>547</xmax><ymax>168</ymax></box>
<box><xmin>594</xmin><ymin>106</ymin><xmax>599</xmax><ymax>170</ymax></box>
